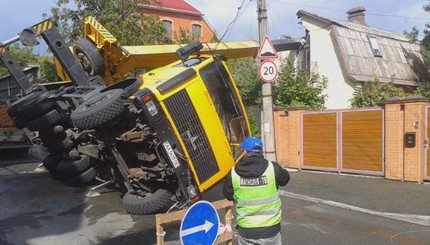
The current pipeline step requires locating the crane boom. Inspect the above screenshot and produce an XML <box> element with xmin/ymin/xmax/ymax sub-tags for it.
<box><xmin>58</xmin><ymin>16</ymin><xmax>301</xmax><ymax>84</ymax></box>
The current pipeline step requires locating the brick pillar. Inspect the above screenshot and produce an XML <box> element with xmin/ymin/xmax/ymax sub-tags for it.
<box><xmin>384</xmin><ymin>96</ymin><xmax>428</xmax><ymax>182</ymax></box>
<box><xmin>283</xmin><ymin>106</ymin><xmax>306</xmax><ymax>169</ymax></box>
<box><xmin>274</xmin><ymin>107</ymin><xmax>288</xmax><ymax>166</ymax></box>
<box><xmin>403</xmin><ymin>98</ymin><xmax>427</xmax><ymax>182</ymax></box>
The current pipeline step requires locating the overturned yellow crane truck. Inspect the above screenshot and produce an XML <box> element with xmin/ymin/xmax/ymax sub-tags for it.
<box><xmin>11</xmin><ymin>16</ymin><xmax>300</xmax><ymax>215</ymax></box>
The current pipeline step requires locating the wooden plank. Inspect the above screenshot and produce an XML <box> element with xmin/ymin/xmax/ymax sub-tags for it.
<box><xmin>156</xmin><ymin>209</ymin><xmax>187</xmax><ymax>224</ymax></box>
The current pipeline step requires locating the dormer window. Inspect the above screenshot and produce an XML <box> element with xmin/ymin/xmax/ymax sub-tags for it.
<box><xmin>367</xmin><ymin>34</ymin><xmax>382</xmax><ymax>57</ymax></box>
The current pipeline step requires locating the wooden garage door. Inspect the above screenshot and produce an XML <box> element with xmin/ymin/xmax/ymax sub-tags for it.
<box><xmin>342</xmin><ymin>110</ymin><xmax>383</xmax><ymax>172</ymax></box>
<box><xmin>302</xmin><ymin>112</ymin><xmax>337</xmax><ymax>169</ymax></box>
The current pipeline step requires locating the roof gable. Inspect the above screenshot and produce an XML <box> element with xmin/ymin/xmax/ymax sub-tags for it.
<box><xmin>297</xmin><ymin>10</ymin><xmax>406</xmax><ymax>42</ymax></box>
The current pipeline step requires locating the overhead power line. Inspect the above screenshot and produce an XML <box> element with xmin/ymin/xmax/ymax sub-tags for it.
<box><xmin>276</xmin><ymin>0</ymin><xmax>430</xmax><ymax>21</ymax></box>
<box><xmin>216</xmin><ymin>0</ymin><xmax>250</xmax><ymax>45</ymax></box>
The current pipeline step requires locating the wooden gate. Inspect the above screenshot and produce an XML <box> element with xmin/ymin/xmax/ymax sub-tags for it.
<box><xmin>301</xmin><ymin>109</ymin><xmax>384</xmax><ymax>174</ymax></box>
<box><xmin>341</xmin><ymin>109</ymin><xmax>383</xmax><ymax>174</ymax></box>
<box><xmin>301</xmin><ymin>111</ymin><xmax>338</xmax><ymax>170</ymax></box>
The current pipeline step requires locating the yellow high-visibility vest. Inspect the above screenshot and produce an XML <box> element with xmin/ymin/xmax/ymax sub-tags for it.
<box><xmin>231</xmin><ymin>162</ymin><xmax>282</xmax><ymax>228</ymax></box>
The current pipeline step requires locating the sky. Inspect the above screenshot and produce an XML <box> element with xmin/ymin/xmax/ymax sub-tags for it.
<box><xmin>0</xmin><ymin>0</ymin><xmax>429</xmax><ymax>51</ymax></box>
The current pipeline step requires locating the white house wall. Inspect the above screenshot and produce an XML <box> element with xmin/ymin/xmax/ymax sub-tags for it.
<box><xmin>301</xmin><ymin>19</ymin><xmax>355</xmax><ymax>109</ymax></box>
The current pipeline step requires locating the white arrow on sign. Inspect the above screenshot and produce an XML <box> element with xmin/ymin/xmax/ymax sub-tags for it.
<box><xmin>181</xmin><ymin>220</ymin><xmax>214</xmax><ymax>237</ymax></box>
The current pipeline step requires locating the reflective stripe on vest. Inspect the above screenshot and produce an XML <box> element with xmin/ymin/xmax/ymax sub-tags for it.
<box><xmin>231</xmin><ymin>161</ymin><xmax>282</xmax><ymax>228</ymax></box>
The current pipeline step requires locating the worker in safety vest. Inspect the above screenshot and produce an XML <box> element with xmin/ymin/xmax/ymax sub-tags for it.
<box><xmin>223</xmin><ymin>137</ymin><xmax>290</xmax><ymax>245</ymax></box>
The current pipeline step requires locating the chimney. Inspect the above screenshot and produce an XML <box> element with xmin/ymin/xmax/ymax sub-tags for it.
<box><xmin>347</xmin><ymin>6</ymin><xmax>366</xmax><ymax>25</ymax></box>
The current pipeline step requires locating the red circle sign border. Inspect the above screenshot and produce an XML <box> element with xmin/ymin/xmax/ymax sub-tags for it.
<box><xmin>258</xmin><ymin>60</ymin><xmax>278</xmax><ymax>83</ymax></box>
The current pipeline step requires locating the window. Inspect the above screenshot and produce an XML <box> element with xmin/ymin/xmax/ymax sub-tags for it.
<box><xmin>367</xmin><ymin>35</ymin><xmax>382</xmax><ymax>57</ymax></box>
<box><xmin>192</xmin><ymin>24</ymin><xmax>201</xmax><ymax>39</ymax></box>
<box><xmin>163</xmin><ymin>20</ymin><xmax>172</xmax><ymax>39</ymax></box>
<box><xmin>200</xmin><ymin>61</ymin><xmax>250</xmax><ymax>159</ymax></box>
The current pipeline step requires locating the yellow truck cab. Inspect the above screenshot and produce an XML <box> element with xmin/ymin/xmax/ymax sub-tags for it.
<box><xmin>134</xmin><ymin>42</ymin><xmax>250</xmax><ymax>201</ymax></box>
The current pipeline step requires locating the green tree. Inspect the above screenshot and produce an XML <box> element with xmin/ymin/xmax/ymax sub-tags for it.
<box><xmin>273</xmin><ymin>60</ymin><xmax>327</xmax><ymax>110</ymax></box>
<box><xmin>178</xmin><ymin>27</ymin><xmax>192</xmax><ymax>44</ymax></box>
<box><xmin>38</xmin><ymin>56</ymin><xmax>58</xmax><ymax>83</ymax></box>
<box><xmin>50</xmin><ymin>0</ymin><xmax>165</xmax><ymax>45</ymax></box>
<box><xmin>350</xmin><ymin>79</ymin><xmax>407</xmax><ymax>108</ymax></box>
<box><xmin>247</xmin><ymin>113</ymin><xmax>261</xmax><ymax>138</ymax></box>
<box><xmin>227</xmin><ymin>57</ymin><xmax>261</xmax><ymax>106</ymax></box>
<box><xmin>420</xmin><ymin>1</ymin><xmax>430</xmax><ymax>66</ymax></box>
<box><xmin>415</xmin><ymin>83</ymin><xmax>430</xmax><ymax>98</ymax></box>
<box><xmin>404</xmin><ymin>27</ymin><xmax>419</xmax><ymax>43</ymax></box>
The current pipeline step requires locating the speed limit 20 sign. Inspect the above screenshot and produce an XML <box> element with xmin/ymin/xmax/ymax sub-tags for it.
<box><xmin>258</xmin><ymin>60</ymin><xmax>278</xmax><ymax>83</ymax></box>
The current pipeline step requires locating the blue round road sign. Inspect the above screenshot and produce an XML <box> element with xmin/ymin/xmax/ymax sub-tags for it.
<box><xmin>180</xmin><ymin>201</ymin><xmax>220</xmax><ymax>245</ymax></box>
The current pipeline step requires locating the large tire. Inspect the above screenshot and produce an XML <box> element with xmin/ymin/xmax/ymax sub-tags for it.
<box><xmin>122</xmin><ymin>189</ymin><xmax>174</xmax><ymax>215</ymax></box>
<box><xmin>7</xmin><ymin>90</ymin><xmax>43</xmax><ymax>117</ymax></box>
<box><xmin>16</xmin><ymin>91</ymin><xmax>56</xmax><ymax>121</ymax></box>
<box><xmin>70</xmin><ymin>89</ymin><xmax>127</xmax><ymax>130</ymax></box>
<box><xmin>73</xmin><ymin>38</ymin><xmax>104</xmax><ymax>77</ymax></box>
<box><xmin>61</xmin><ymin>167</ymin><xmax>97</xmax><ymax>187</ymax></box>
<box><xmin>26</xmin><ymin>109</ymin><xmax>63</xmax><ymax>131</ymax></box>
<box><xmin>51</xmin><ymin>155</ymin><xmax>92</xmax><ymax>180</ymax></box>
<box><xmin>43</xmin><ymin>153</ymin><xmax>63</xmax><ymax>171</ymax></box>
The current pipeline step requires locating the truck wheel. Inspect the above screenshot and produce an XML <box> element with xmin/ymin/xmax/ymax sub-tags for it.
<box><xmin>71</xmin><ymin>89</ymin><xmax>127</xmax><ymax>130</ymax></box>
<box><xmin>51</xmin><ymin>155</ymin><xmax>91</xmax><ymax>179</ymax></box>
<box><xmin>7</xmin><ymin>90</ymin><xmax>43</xmax><ymax>117</ymax></box>
<box><xmin>73</xmin><ymin>38</ymin><xmax>104</xmax><ymax>77</ymax></box>
<box><xmin>26</xmin><ymin>109</ymin><xmax>63</xmax><ymax>131</ymax></box>
<box><xmin>43</xmin><ymin>153</ymin><xmax>63</xmax><ymax>171</ymax></box>
<box><xmin>122</xmin><ymin>189</ymin><xmax>174</xmax><ymax>215</ymax></box>
<box><xmin>61</xmin><ymin>167</ymin><xmax>97</xmax><ymax>187</ymax></box>
<box><xmin>15</xmin><ymin>90</ymin><xmax>56</xmax><ymax>121</ymax></box>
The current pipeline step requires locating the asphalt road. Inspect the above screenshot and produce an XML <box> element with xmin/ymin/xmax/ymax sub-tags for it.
<box><xmin>1</xmin><ymin>152</ymin><xmax>430</xmax><ymax>245</ymax></box>
<box><xmin>283</xmin><ymin>198</ymin><xmax>430</xmax><ymax>245</ymax></box>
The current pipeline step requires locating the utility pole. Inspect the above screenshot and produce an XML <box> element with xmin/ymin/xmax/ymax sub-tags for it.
<box><xmin>257</xmin><ymin>0</ymin><xmax>276</xmax><ymax>161</ymax></box>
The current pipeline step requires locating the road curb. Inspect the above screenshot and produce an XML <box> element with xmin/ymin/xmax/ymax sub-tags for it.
<box><xmin>280</xmin><ymin>190</ymin><xmax>430</xmax><ymax>227</ymax></box>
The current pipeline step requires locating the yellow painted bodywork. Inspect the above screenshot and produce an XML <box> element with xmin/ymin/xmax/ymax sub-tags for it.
<box><xmin>140</xmin><ymin>55</ymin><xmax>250</xmax><ymax>192</ymax></box>
<box><xmin>56</xmin><ymin>16</ymin><xmax>261</xmax><ymax>85</ymax></box>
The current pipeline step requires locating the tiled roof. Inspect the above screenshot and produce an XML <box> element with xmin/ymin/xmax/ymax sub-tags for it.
<box><xmin>143</xmin><ymin>0</ymin><xmax>201</xmax><ymax>15</ymax></box>
<box><xmin>297</xmin><ymin>10</ymin><xmax>428</xmax><ymax>86</ymax></box>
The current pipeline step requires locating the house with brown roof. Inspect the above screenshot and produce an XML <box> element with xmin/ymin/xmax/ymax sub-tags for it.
<box><xmin>296</xmin><ymin>7</ymin><xmax>427</xmax><ymax>109</ymax></box>
<box><xmin>139</xmin><ymin>0</ymin><xmax>217</xmax><ymax>43</ymax></box>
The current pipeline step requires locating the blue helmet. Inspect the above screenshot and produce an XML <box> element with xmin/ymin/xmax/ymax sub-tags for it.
<box><xmin>240</xmin><ymin>137</ymin><xmax>263</xmax><ymax>152</ymax></box>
